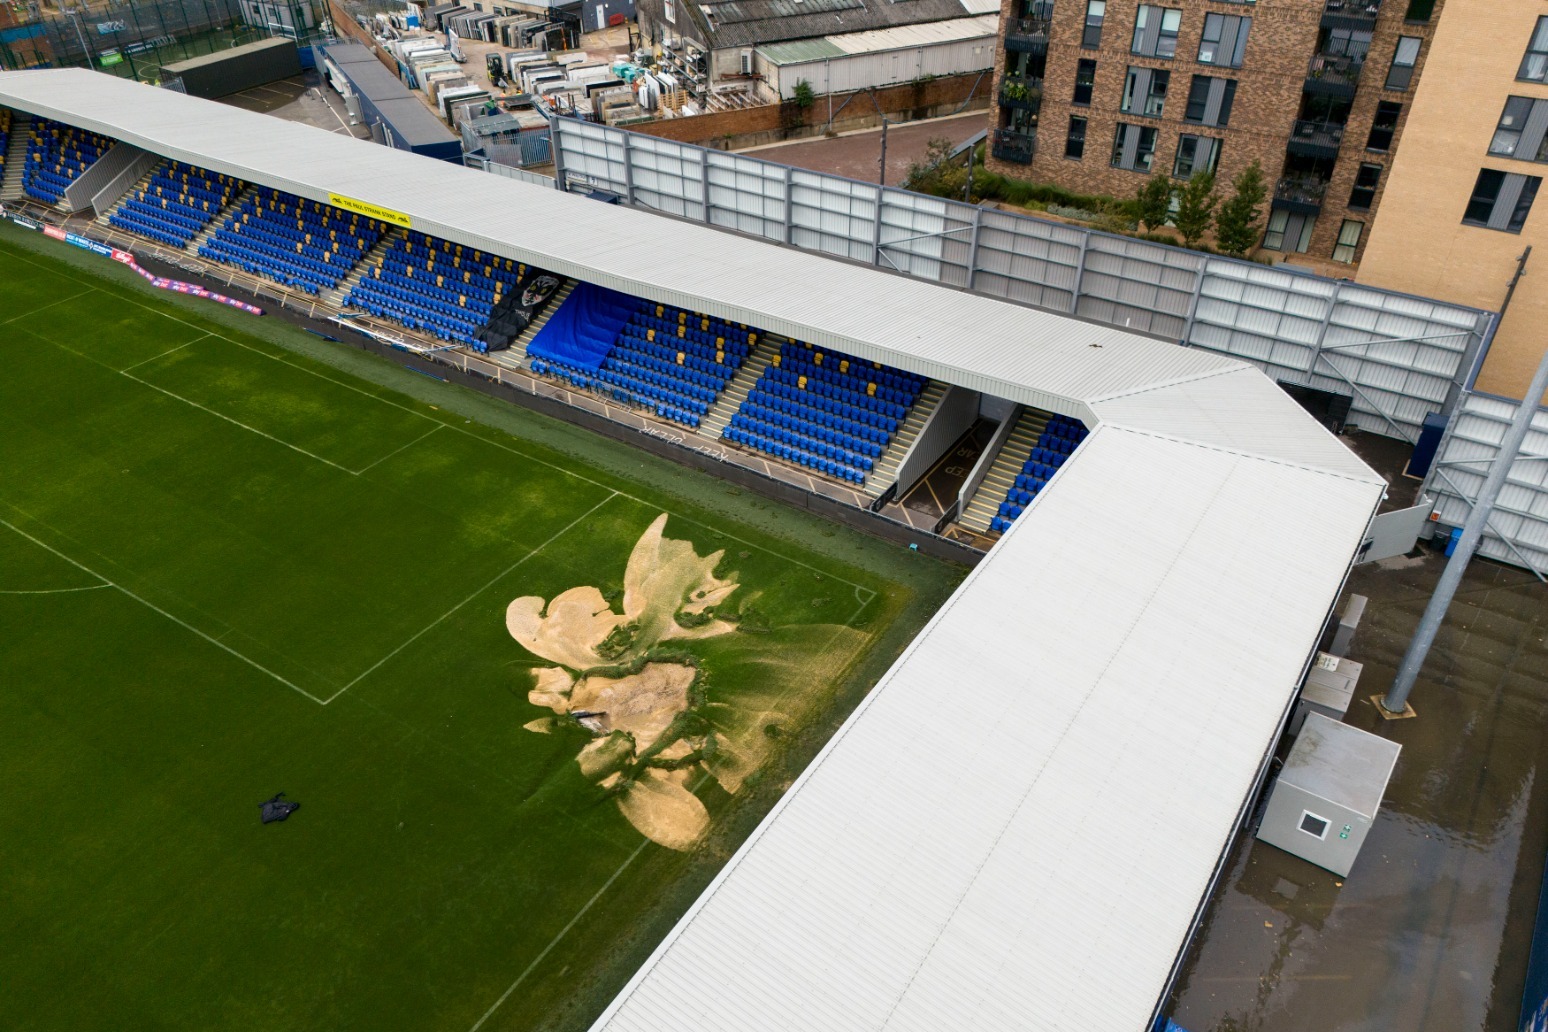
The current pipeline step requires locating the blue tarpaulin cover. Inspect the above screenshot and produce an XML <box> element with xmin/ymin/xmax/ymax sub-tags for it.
<box><xmin>525</xmin><ymin>281</ymin><xmax>635</xmax><ymax>372</ymax></box>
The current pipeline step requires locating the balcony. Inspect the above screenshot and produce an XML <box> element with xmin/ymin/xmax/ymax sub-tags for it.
<box><xmin>991</xmin><ymin>128</ymin><xmax>1037</xmax><ymax>165</ymax></box>
<box><xmin>1005</xmin><ymin>16</ymin><xmax>1052</xmax><ymax>54</ymax></box>
<box><xmin>1322</xmin><ymin>0</ymin><xmax>1381</xmax><ymax>29</ymax></box>
<box><xmin>1304</xmin><ymin>53</ymin><xmax>1366</xmax><ymax>97</ymax></box>
<box><xmin>1286</xmin><ymin>119</ymin><xmax>1345</xmax><ymax>159</ymax></box>
<box><xmin>1273</xmin><ymin>174</ymin><xmax>1329</xmax><ymax>214</ymax></box>
<box><xmin>998</xmin><ymin>75</ymin><xmax>1044</xmax><ymax>112</ymax></box>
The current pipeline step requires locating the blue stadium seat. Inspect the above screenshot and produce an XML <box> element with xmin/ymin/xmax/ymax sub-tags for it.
<box><xmin>108</xmin><ymin>160</ymin><xmax>245</xmax><ymax>248</ymax></box>
<box><xmin>23</xmin><ymin>118</ymin><xmax>113</xmax><ymax>206</ymax></box>
<box><xmin>347</xmin><ymin>230</ymin><xmax>525</xmax><ymax>346</ymax></box>
<box><xmin>198</xmin><ymin>187</ymin><xmax>384</xmax><ymax>294</ymax></box>
<box><xmin>992</xmin><ymin>413</ymin><xmax>1090</xmax><ymax>533</ymax></box>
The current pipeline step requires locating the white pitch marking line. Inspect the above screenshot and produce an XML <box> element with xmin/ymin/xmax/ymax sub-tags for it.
<box><xmin>0</xmin><ymin>287</ymin><xmax>97</xmax><ymax>325</ymax></box>
<box><xmin>119</xmin><ymin>369</ymin><xmax>358</xmax><ymax>474</ymax></box>
<box><xmin>352</xmin><ymin>423</ymin><xmax>442</xmax><ymax>476</ymax></box>
<box><xmin>1</xmin><ymin>244</ymin><xmax>872</xmax><ymax>593</ymax></box>
<box><xmin>324</xmin><ymin>491</ymin><xmax>619</xmax><ymax>703</ymax></box>
<box><xmin>0</xmin><ymin>583</ymin><xmax>111</xmax><ymax>595</ymax></box>
<box><xmin>118</xmin><ymin>331</ymin><xmax>212</xmax><ymax>373</ymax></box>
<box><xmin>0</xmin><ymin>515</ymin><xmax>327</xmax><ymax>705</ymax></box>
<box><xmin>467</xmin><ymin>835</ymin><xmax>653</xmax><ymax>1032</ymax></box>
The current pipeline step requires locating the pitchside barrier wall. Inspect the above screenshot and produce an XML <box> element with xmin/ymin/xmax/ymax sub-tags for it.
<box><xmin>549</xmin><ymin>118</ymin><xmax>1493</xmax><ymax>443</ymax></box>
<box><xmin>1423</xmin><ymin>392</ymin><xmax>1548</xmax><ymax>577</ymax></box>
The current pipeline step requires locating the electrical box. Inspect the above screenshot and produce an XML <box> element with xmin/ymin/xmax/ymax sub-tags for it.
<box><xmin>1289</xmin><ymin>651</ymin><xmax>1361</xmax><ymax>736</ymax></box>
<box><xmin>1257</xmin><ymin>713</ymin><xmax>1400</xmax><ymax>877</ymax></box>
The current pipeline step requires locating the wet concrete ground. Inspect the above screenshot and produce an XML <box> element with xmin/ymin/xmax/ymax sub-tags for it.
<box><xmin>1167</xmin><ymin>432</ymin><xmax>1548</xmax><ymax>1032</ymax></box>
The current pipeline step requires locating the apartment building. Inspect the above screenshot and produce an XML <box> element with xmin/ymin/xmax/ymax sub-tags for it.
<box><xmin>986</xmin><ymin>0</ymin><xmax>1444</xmax><ymax>265</ymax></box>
<box><xmin>1359</xmin><ymin>0</ymin><xmax>1548</xmax><ymax>402</ymax></box>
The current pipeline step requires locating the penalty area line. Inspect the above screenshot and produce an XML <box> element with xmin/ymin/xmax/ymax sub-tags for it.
<box><xmin>324</xmin><ymin>491</ymin><xmax>620</xmax><ymax>703</ymax></box>
<box><xmin>0</xmin><ymin>515</ymin><xmax>328</xmax><ymax>705</ymax></box>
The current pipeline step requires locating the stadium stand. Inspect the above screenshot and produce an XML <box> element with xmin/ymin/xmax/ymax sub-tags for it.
<box><xmin>22</xmin><ymin>117</ymin><xmax>112</xmax><ymax>205</ymax></box>
<box><xmin>199</xmin><ymin>187</ymin><xmax>384</xmax><ymax>294</ymax></box>
<box><xmin>107</xmin><ymin>161</ymin><xmax>246</xmax><ymax>248</ymax></box>
<box><xmin>989</xmin><ymin>413</ymin><xmax>1089</xmax><ymax>533</ymax></box>
<box><xmin>347</xmin><ymin>230</ymin><xmax>525</xmax><ymax>344</ymax></box>
<box><xmin>530</xmin><ymin>296</ymin><xmax>753</xmax><ymax>430</ymax></box>
<box><xmin>0</xmin><ymin>108</ymin><xmax>11</xmax><ymax>178</ymax></box>
<box><xmin>723</xmin><ymin>341</ymin><xmax>926</xmax><ymax>484</ymax></box>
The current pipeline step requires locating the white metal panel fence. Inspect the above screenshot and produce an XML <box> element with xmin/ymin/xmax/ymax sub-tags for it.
<box><xmin>551</xmin><ymin>118</ymin><xmax>1492</xmax><ymax>440</ymax></box>
<box><xmin>1424</xmin><ymin>393</ymin><xmax>1548</xmax><ymax>576</ymax></box>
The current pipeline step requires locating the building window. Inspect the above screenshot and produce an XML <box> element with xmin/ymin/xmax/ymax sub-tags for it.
<box><xmin>1264</xmin><ymin>210</ymin><xmax>1315</xmax><ymax>252</ymax></box>
<box><xmin>1074</xmin><ymin>59</ymin><xmax>1096</xmax><ymax>105</ymax></box>
<box><xmin>1463</xmin><ymin>169</ymin><xmax>1541</xmax><ymax>232</ymax></box>
<box><xmin>1111</xmin><ymin>122</ymin><xmax>1158</xmax><ymax>172</ymax></box>
<box><xmin>1519</xmin><ymin>17</ymin><xmax>1548</xmax><ymax>82</ymax></box>
<box><xmin>1131</xmin><ymin>5</ymin><xmax>1181</xmax><ymax>59</ymax></box>
<box><xmin>1173</xmin><ymin>135</ymin><xmax>1221</xmax><ymax>179</ymax></box>
<box><xmin>664</xmin><ymin>0</ymin><xmax>676</xmax><ymax>23</ymax></box>
<box><xmin>1066</xmin><ymin>116</ymin><xmax>1088</xmax><ymax>159</ymax></box>
<box><xmin>1348</xmin><ymin>163</ymin><xmax>1382</xmax><ymax>209</ymax></box>
<box><xmin>1198</xmin><ymin>13</ymin><xmax>1250</xmax><ymax>68</ymax></box>
<box><xmin>1386</xmin><ymin>36</ymin><xmax>1421</xmax><ymax>90</ymax></box>
<box><xmin>1083</xmin><ymin>0</ymin><xmax>1106</xmax><ymax>49</ymax></box>
<box><xmin>1367</xmin><ymin>101</ymin><xmax>1401</xmax><ymax>151</ymax></box>
<box><xmin>1184</xmin><ymin>75</ymin><xmax>1235</xmax><ymax>127</ymax></box>
<box><xmin>1404</xmin><ymin>0</ymin><xmax>1435</xmax><ymax>21</ymax></box>
<box><xmin>1122</xmin><ymin>67</ymin><xmax>1170</xmax><ymax>117</ymax></box>
<box><xmin>1489</xmin><ymin>96</ymin><xmax>1548</xmax><ymax>163</ymax></box>
<box><xmin>1332</xmin><ymin>220</ymin><xmax>1363</xmax><ymax>263</ymax></box>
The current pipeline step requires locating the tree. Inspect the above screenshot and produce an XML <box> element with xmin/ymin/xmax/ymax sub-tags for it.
<box><xmin>1134</xmin><ymin>174</ymin><xmax>1174</xmax><ymax>231</ymax></box>
<box><xmin>1173</xmin><ymin>170</ymin><xmax>1218</xmax><ymax>248</ymax></box>
<box><xmin>903</xmin><ymin>137</ymin><xmax>957</xmax><ymax>195</ymax></box>
<box><xmin>792</xmin><ymin>78</ymin><xmax>817</xmax><ymax>110</ymax></box>
<box><xmin>1215</xmin><ymin>160</ymin><xmax>1269</xmax><ymax>256</ymax></box>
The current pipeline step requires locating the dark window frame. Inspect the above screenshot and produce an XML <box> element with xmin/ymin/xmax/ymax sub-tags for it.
<box><xmin>1111</xmin><ymin>121</ymin><xmax>1159</xmax><ymax>172</ymax></box>
<box><xmin>1489</xmin><ymin>95</ymin><xmax>1548</xmax><ymax>164</ymax></box>
<box><xmin>1348</xmin><ymin>162</ymin><xmax>1382</xmax><ymax>210</ymax></box>
<box><xmin>1462</xmin><ymin>168</ymin><xmax>1542</xmax><ymax>233</ymax></box>
<box><xmin>1386</xmin><ymin>36</ymin><xmax>1421</xmax><ymax>90</ymax></box>
<box><xmin>1520</xmin><ymin>16</ymin><xmax>1548</xmax><ymax>82</ymax></box>
<box><xmin>1083</xmin><ymin>0</ymin><xmax>1106</xmax><ymax>49</ymax></box>
<box><xmin>1173</xmin><ymin>134</ymin><xmax>1221</xmax><ymax>179</ymax></box>
<box><xmin>1367</xmin><ymin>100</ymin><xmax>1401</xmax><ymax>151</ymax></box>
<box><xmin>1073</xmin><ymin>58</ymin><xmax>1096</xmax><ymax>105</ymax></box>
<box><xmin>1198</xmin><ymin>12</ymin><xmax>1250</xmax><ymax>68</ymax></box>
<box><xmin>1131</xmin><ymin>4</ymin><xmax>1182</xmax><ymax>59</ymax></box>
<box><xmin>1332</xmin><ymin>219</ymin><xmax>1363</xmax><ymax>263</ymax></box>
<box><xmin>1066</xmin><ymin>115</ymin><xmax>1088</xmax><ymax>159</ymax></box>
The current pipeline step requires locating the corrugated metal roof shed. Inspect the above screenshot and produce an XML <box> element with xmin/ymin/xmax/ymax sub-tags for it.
<box><xmin>757</xmin><ymin>14</ymin><xmax>996</xmax><ymax>64</ymax></box>
<box><xmin>0</xmin><ymin>69</ymin><xmax>1372</xmax><ymax>480</ymax></box>
<box><xmin>590</xmin><ymin>425</ymin><xmax>1383</xmax><ymax>1032</ymax></box>
<box><xmin>689</xmin><ymin>0</ymin><xmax>976</xmax><ymax>49</ymax></box>
<box><xmin>160</xmin><ymin>35</ymin><xmax>296</xmax><ymax>75</ymax></box>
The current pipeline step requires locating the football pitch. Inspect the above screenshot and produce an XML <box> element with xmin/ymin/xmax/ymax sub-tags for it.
<box><xmin>0</xmin><ymin>229</ymin><xmax>962</xmax><ymax>1032</ymax></box>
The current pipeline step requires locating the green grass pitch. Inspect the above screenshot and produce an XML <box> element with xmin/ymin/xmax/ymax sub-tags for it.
<box><xmin>0</xmin><ymin>227</ymin><xmax>962</xmax><ymax>1032</ymax></box>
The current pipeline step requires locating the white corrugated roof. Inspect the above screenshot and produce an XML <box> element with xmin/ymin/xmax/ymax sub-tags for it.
<box><xmin>591</xmin><ymin>426</ymin><xmax>1383</xmax><ymax>1032</ymax></box>
<box><xmin>823</xmin><ymin>13</ymin><xmax>999</xmax><ymax>55</ymax></box>
<box><xmin>957</xmin><ymin>0</ymin><xmax>1002</xmax><ymax>13</ymax></box>
<box><xmin>0</xmin><ymin>69</ymin><xmax>1375</xmax><ymax>480</ymax></box>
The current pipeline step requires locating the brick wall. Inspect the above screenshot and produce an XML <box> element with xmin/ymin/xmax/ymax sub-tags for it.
<box><xmin>629</xmin><ymin>71</ymin><xmax>990</xmax><ymax>147</ymax></box>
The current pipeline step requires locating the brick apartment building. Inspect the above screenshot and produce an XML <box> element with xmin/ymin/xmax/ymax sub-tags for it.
<box><xmin>985</xmin><ymin>0</ymin><xmax>1445</xmax><ymax>265</ymax></box>
<box><xmin>1359</xmin><ymin>0</ymin><xmax>1548</xmax><ymax>402</ymax></box>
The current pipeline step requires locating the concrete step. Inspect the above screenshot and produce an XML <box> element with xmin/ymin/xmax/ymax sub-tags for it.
<box><xmin>961</xmin><ymin>409</ymin><xmax>1050</xmax><ymax>533</ymax></box>
<box><xmin>0</xmin><ymin>112</ymin><xmax>32</xmax><ymax>202</ymax></box>
<box><xmin>323</xmin><ymin>226</ymin><xmax>407</xmax><ymax>308</ymax></box>
<box><xmin>698</xmin><ymin>338</ymin><xmax>777</xmax><ymax>440</ymax></box>
<box><xmin>504</xmin><ymin>279</ymin><xmax>574</xmax><ymax>365</ymax></box>
<box><xmin>865</xmin><ymin>378</ymin><xmax>948</xmax><ymax>498</ymax></box>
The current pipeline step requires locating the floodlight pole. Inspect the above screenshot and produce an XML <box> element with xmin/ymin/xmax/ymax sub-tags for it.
<box><xmin>878</xmin><ymin>117</ymin><xmax>889</xmax><ymax>187</ymax></box>
<box><xmin>1381</xmin><ymin>272</ymin><xmax>1547</xmax><ymax>717</ymax></box>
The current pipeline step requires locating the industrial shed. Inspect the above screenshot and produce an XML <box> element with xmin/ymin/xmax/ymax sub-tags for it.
<box><xmin>318</xmin><ymin>41</ymin><xmax>462</xmax><ymax>162</ymax></box>
<box><xmin>753</xmin><ymin>15</ymin><xmax>997</xmax><ymax>100</ymax></box>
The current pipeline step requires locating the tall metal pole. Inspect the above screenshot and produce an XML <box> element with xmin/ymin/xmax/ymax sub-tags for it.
<box><xmin>964</xmin><ymin>140</ymin><xmax>975</xmax><ymax>203</ymax></box>
<box><xmin>1381</xmin><ymin>332</ymin><xmax>1548</xmax><ymax>715</ymax></box>
<box><xmin>878</xmin><ymin>117</ymin><xmax>888</xmax><ymax>187</ymax></box>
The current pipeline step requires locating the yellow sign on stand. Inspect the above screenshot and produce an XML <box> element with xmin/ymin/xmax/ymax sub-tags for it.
<box><xmin>327</xmin><ymin>193</ymin><xmax>412</xmax><ymax>229</ymax></box>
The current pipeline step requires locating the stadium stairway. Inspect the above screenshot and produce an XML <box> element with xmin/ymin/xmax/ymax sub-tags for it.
<box><xmin>324</xmin><ymin>227</ymin><xmax>408</xmax><ymax>308</ymax></box>
<box><xmin>183</xmin><ymin>184</ymin><xmax>256</xmax><ymax>256</ymax></box>
<box><xmin>0</xmin><ymin>112</ymin><xmax>30</xmax><ymax>202</ymax></box>
<box><xmin>503</xmin><ymin>280</ymin><xmax>573</xmax><ymax>363</ymax></box>
<box><xmin>864</xmin><ymin>379</ymin><xmax>948</xmax><ymax>498</ymax></box>
<box><xmin>960</xmin><ymin>408</ymin><xmax>1049</xmax><ymax>533</ymax></box>
<box><xmin>96</xmin><ymin>157</ymin><xmax>169</xmax><ymax>226</ymax></box>
<box><xmin>697</xmin><ymin>337</ymin><xmax>777</xmax><ymax>440</ymax></box>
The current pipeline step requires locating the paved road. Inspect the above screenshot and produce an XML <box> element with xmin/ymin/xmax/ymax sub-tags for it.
<box><xmin>737</xmin><ymin>110</ymin><xmax>989</xmax><ymax>186</ymax></box>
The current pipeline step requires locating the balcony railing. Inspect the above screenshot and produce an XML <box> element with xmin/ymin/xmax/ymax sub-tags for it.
<box><xmin>991</xmin><ymin>129</ymin><xmax>1037</xmax><ymax>165</ymax></box>
<box><xmin>1275</xmin><ymin>174</ymin><xmax>1329</xmax><ymax>211</ymax></box>
<box><xmin>998</xmin><ymin>74</ymin><xmax>1044</xmax><ymax>111</ymax></box>
<box><xmin>1005</xmin><ymin>16</ymin><xmax>1052</xmax><ymax>53</ymax></box>
<box><xmin>1305</xmin><ymin>53</ymin><xmax>1366</xmax><ymax>93</ymax></box>
<box><xmin>1323</xmin><ymin>0</ymin><xmax>1381</xmax><ymax>20</ymax></box>
<box><xmin>1287</xmin><ymin>119</ymin><xmax>1345</xmax><ymax>156</ymax></box>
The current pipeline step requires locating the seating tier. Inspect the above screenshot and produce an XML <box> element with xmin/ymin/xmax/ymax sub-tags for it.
<box><xmin>988</xmin><ymin>413</ymin><xmax>1089</xmax><ymax>533</ymax></box>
